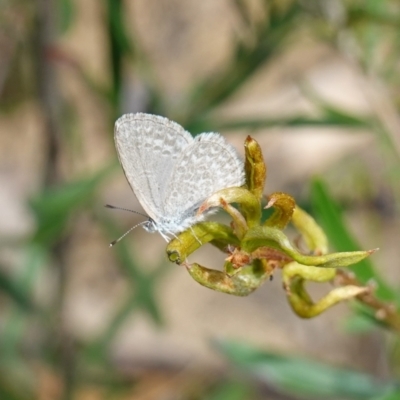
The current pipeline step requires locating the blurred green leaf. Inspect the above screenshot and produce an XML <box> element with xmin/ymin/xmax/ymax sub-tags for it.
<box><xmin>197</xmin><ymin>114</ymin><xmax>369</xmax><ymax>134</ymax></box>
<box><xmin>208</xmin><ymin>380</ymin><xmax>256</xmax><ymax>400</ymax></box>
<box><xmin>343</xmin><ymin>311</ymin><xmax>380</xmax><ymax>334</ymax></box>
<box><xmin>0</xmin><ymin>245</ymin><xmax>47</xmax><ymax>357</ymax></box>
<box><xmin>371</xmin><ymin>389</ymin><xmax>400</xmax><ymax>400</ymax></box>
<box><xmin>348</xmin><ymin>302</ymin><xmax>394</xmax><ymax>331</ymax></box>
<box><xmin>318</xmin><ymin>104</ymin><xmax>372</xmax><ymax>127</ymax></box>
<box><xmin>0</xmin><ymin>378</ymin><xmax>31</xmax><ymax>400</ymax></box>
<box><xmin>0</xmin><ymin>268</ymin><xmax>33</xmax><ymax>311</ymax></box>
<box><xmin>30</xmin><ymin>164</ymin><xmax>114</xmax><ymax>245</ymax></box>
<box><xmin>310</xmin><ymin>178</ymin><xmax>398</xmax><ymax>304</ymax></box>
<box><xmin>58</xmin><ymin>0</ymin><xmax>75</xmax><ymax>33</ymax></box>
<box><xmin>348</xmin><ymin>3</ymin><xmax>400</xmax><ymax>28</ymax></box>
<box><xmin>106</xmin><ymin>0</ymin><xmax>133</xmax><ymax>113</ymax></box>
<box><xmin>217</xmin><ymin>339</ymin><xmax>396</xmax><ymax>400</ymax></box>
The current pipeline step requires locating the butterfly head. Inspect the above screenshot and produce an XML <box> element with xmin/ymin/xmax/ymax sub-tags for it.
<box><xmin>142</xmin><ymin>218</ymin><xmax>158</xmax><ymax>233</ymax></box>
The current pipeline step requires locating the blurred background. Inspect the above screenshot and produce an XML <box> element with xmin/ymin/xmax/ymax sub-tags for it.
<box><xmin>1</xmin><ymin>0</ymin><xmax>400</xmax><ymax>399</ymax></box>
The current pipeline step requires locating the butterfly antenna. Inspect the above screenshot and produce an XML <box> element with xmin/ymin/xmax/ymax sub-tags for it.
<box><xmin>105</xmin><ymin>204</ymin><xmax>149</xmax><ymax>218</ymax></box>
<box><xmin>109</xmin><ymin>221</ymin><xmax>148</xmax><ymax>247</ymax></box>
<box><xmin>106</xmin><ymin>204</ymin><xmax>150</xmax><ymax>246</ymax></box>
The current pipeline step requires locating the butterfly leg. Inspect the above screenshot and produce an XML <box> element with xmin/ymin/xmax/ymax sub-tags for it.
<box><xmin>168</xmin><ymin>231</ymin><xmax>183</xmax><ymax>244</ymax></box>
<box><xmin>189</xmin><ymin>226</ymin><xmax>202</xmax><ymax>245</ymax></box>
<box><xmin>159</xmin><ymin>231</ymin><xmax>171</xmax><ymax>242</ymax></box>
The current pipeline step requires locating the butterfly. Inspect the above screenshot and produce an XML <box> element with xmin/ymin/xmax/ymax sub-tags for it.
<box><xmin>111</xmin><ymin>113</ymin><xmax>245</xmax><ymax>243</ymax></box>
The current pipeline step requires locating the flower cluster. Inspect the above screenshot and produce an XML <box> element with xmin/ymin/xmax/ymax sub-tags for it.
<box><xmin>166</xmin><ymin>136</ymin><xmax>375</xmax><ymax>318</ymax></box>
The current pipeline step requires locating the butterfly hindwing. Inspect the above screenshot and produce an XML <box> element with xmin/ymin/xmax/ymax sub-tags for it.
<box><xmin>163</xmin><ymin>132</ymin><xmax>245</xmax><ymax>224</ymax></box>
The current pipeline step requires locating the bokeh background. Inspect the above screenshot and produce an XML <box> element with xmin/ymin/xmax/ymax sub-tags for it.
<box><xmin>1</xmin><ymin>0</ymin><xmax>400</xmax><ymax>399</ymax></box>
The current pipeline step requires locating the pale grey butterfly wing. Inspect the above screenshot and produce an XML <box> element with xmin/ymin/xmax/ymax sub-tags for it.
<box><xmin>162</xmin><ymin>132</ymin><xmax>245</xmax><ymax>233</ymax></box>
<box><xmin>114</xmin><ymin>113</ymin><xmax>193</xmax><ymax>221</ymax></box>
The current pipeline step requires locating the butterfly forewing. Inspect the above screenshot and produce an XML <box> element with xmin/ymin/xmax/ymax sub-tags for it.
<box><xmin>114</xmin><ymin>113</ymin><xmax>193</xmax><ymax>221</ymax></box>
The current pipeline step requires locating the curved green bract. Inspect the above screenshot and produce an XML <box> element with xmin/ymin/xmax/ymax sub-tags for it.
<box><xmin>166</xmin><ymin>222</ymin><xmax>239</xmax><ymax>264</ymax></box>
<box><xmin>244</xmin><ymin>136</ymin><xmax>266</xmax><ymax>200</ymax></box>
<box><xmin>292</xmin><ymin>206</ymin><xmax>328</xmax><ymax>254</ymax></box>
<box><xmin>187</xmin><ymin>259</ymin><xmax>271</xmax><ymax>296</ymax></box>
<box><xmin>264</xmin><ymin>192</ymin><xmax>295</xmax><ymax>230</ymax></box>
<box><xmin>199</xmin><ymin>187</ymin><xmax>261</xmax><ymax>228</ymax></box>
<box><xmin>242</xmin><ymin>226</ymin><xmax>374</xmax><ymax>269</ymax></box>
